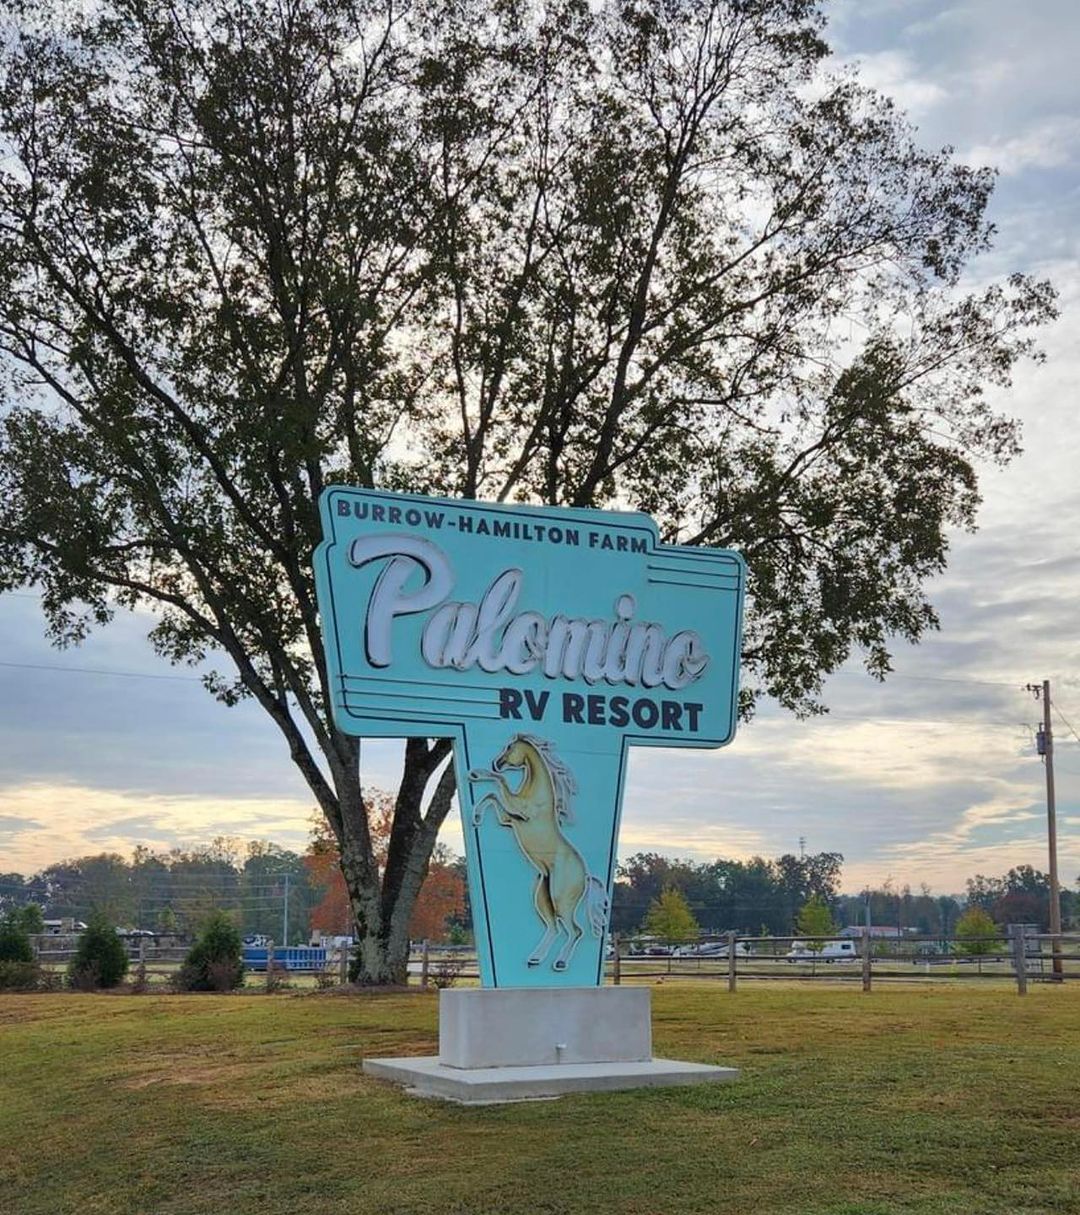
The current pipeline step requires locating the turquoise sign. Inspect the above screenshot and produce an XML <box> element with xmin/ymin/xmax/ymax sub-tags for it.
<box><xmin>315</xmin><ymin>488</ymin><xmax>745</xmax><ymax>988</ymax></box>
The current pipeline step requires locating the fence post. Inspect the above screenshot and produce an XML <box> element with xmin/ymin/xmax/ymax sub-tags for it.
<box><xmin>727</xmin><ymin>931</ymin><xmax>737</xmax><ymax>993</ymax></box>
<box><xmin>861</xmin><ymin>928</ymin><xmax>872</xmax><ymax>993</ymax></box>
<box><xmin>265</xmin><ymin>940</ymin><xmax>274</xmax><ymax>992</ymax></box>
<box><xmin>613</xmin><ymin>934</ymin><xmax>621</xmax><ymax>985</ymax></box>
<box><xmin>338</xmin><ymin>942</ymin><xmax>350</xmax><ymax>986</ymax></box>
<box><xmin>420</xmin><ymin>939</ymin><xmax>430</xmax><ymax>989</ymax></box>
<box><xmin>1011</xmin><ymin>927</ymin><xmax>1028</xmax><ymax>996</ymax></box>
<box><xmin>138</xmin><ymin>936</ymin><xmax>147</xmax><ymax>966</ymax></box>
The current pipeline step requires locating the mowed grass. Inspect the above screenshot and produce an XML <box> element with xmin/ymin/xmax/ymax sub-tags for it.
<box><xmin>2</xmin><ymin>983</ymin><xmax>1078</xmax><ymax>1215</ymax></box>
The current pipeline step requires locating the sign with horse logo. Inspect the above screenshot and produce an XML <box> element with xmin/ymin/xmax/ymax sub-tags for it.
<box><xmin>315</xmin><ymin>488</ymin><xmax>745</xmax><ymax>988</ymax></box>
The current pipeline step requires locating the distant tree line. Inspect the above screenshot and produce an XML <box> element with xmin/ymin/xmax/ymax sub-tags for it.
<box><xmin>0</xmin><ymin>802</ymin><xmax>467</xmax><ymax>946</ymax></box>
<box><xmin>963</xmin><ymin>866</ymin><xmax>1077</xmax><ymax>935</ymax></box>
<box><xmin>0</xmin><ymin>838</ymin><xmax>320</xmax><ymax>944</ymax></box>
<box><xmin>611</xmin><ymin>850</ymin><xmax>845</xmax><ymax>936</ymax></box>
<box><xmin>3</xmin><ymin>841</ymin><xmax>1077</xmax><ymax>944</ymax></box>
<box><xmin>611</xmin><ymin>853</ymin><xmax>1079</xmax><ymax>937</ymax></box>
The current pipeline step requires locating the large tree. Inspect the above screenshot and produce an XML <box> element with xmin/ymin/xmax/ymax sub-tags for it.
<box><xmin>0</xmin><ymin>0</ymin><xmax>1054</xmax><ymax>981</ymax></box>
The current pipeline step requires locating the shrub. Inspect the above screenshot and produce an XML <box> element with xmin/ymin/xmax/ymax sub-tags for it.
<box><xmin>430</xmin><ymin>952</ymin><xmax>465</xmax><ymax>989</ymax></box>
<box><xmin>0</xmin><ymin>959</ymin><xmax>41</xmax><ymax>990</ymax></box>
<box><xmin>68</xmin><ymin>961</ymin><xmax>102</xmax><ymax>991</ymax></box>
<box><xmin>208</xmin><ymin>959</ymin><xmax>244</xmax><ymax>992</ymax></box>
<box><xmin>0</xmin><ymin>914</ymin><xmax>34</xmax><ymax>964</ymax></box>
<box><xmin>176</xmin><ymin>912</ymin><xmax>244</xmax><ymax>992</ymax></box>
<box><xmin>263</xmin><ymin>958</ymin><xmax>290</xmax><ymax>993</ymax></box>
<box><xmin>68</xmin><ymin>913</ymin><xmax>129</xmax><ymax>989</ymax></box>
<box><xmin>38</xmin><ymin>968</ymin><xmax>64</xmax><ymax>992</ymax></box>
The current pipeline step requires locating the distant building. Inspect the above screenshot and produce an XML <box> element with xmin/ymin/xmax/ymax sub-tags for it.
<box><xmin>41</xmin><ymin>919</ymin><xmax>87</xmax><ymax>935</ymax></box>
<box><xmin>1006</xmin><ymin>923</ymin><xmax>1042</xmax><ymax>955</ymax></box>
<box><xmin>838</xmin><ymin>925</ymin><xmax>919</xmax><ymax>939</ymax></box>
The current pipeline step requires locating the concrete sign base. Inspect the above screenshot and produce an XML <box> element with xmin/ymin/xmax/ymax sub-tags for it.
<box><xmin>439</xmin><ymin>986</ymin><xmax>652</xmax><ymax>1067</ymax></box>
<box><xmin>362</xmin><ymin>987</ymin><xmax>738</xmax><ymax>1104</ymax></box>
<box><xmin>362</xmin><ymin>1055</ymin><xmax>738</xmax><ymax>1104</ymax></box>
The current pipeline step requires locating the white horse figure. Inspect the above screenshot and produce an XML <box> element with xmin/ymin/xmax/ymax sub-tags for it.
<box><xmin>469</xmin><ymin>734</ymin><xmax>608</xmax><ymax>972</ymax></box>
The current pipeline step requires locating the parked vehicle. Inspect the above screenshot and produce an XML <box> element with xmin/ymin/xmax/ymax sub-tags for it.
<box><xmin>786</xmin><ymin>939</ymin><xmax>859</xmax><ymax>963</ymax></box>
<box><xmin>674</xmin><ymin>940</ymin><xmax>752</xmax><ymax>958</ymax></box>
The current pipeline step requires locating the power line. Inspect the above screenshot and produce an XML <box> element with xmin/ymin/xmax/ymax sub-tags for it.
<box><xmin>828</xmin><ymin>669</ymin><xmax>1025</xmax><ymax>690</ymax></box>
<box><xmin>812</xmin><ymin>711</ymin><xmax>1032</xmax><ymax>730</ymax></box>
<box><xmin>1051</xmin><ymin>702</ymin><xmax>1080</xmax><ymax>747</ymax></box>
<box><xmin>0</xmin><ymin>881</ymin><xmax>306</xmax><ymax>896</ymax></box>
<box><xmin>0</xmin><ymin>659</ymin><xmax>198</xmax><ymax>683</ymax></box>
<box><xmin>0</xmin><ymin>654</ymin><xmax>1034</xmax><ymax>697</ymax></box>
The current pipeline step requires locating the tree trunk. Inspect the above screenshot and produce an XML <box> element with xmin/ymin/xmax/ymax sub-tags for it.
<box><xmin>334</xmin><ymin>738</ymin><xmax>457</xmax><ymax>986</ymax></box>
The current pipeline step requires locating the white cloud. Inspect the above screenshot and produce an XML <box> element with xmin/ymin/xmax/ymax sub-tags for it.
<box><xmin>840</xmin><ymin>49</ymin><xmax>948</xmax><ymax>116</ymax></box>
<box><xmin>962</xmin><ymin>116</ymin><xmax>1080</xmax><ymax>175</ymax></box>
<box><xmin>0</xmin><ymin>783</ymin><xmax>314</xmax><ymax>871</ymax></box>
<box><xmin>757</xmin><ymin>719</ymin><xmax>1028</xmax><ymax>793</ymax></box>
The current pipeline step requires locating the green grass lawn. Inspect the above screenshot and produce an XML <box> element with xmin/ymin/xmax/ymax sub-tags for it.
<box><xmin>2</xmin><ymin>983</ymin><xmax>1078</xmax><ymax>1215</ymax></box>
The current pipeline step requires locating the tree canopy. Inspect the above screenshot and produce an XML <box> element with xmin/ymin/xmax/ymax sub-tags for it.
<box><xmin>0</xmin><ymin>0</ymin><xmax>1055</xmax><ymax>980</ymax></box>
<box><xmin>954</xmin><ymin>906</ymin><xmax>1001</xmax><ymax>957</ymax></box>
<box><xmin>305</xmin><ymin>794</ymin><xmax>465</xmax><ymax>942</ymax></box>
<box><xmin>614</xmin><ymin>848</ymin><xmax>842</xmax><ymax>934</ymax></box>
<box><xmin>795</xmin><ymin>894</ymin><xmax>836</xmax><ymax>951</ymax></box>
<box><xmin>12</xmin><ymin>839</ymin><xmax>321</xmax><ymax>943</ymax></box>
<box><xmin>644</xmin><ymin>886</ymin><xmax>700</xmax><ymax>942</ymax></box>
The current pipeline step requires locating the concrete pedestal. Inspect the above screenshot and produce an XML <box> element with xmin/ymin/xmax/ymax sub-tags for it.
<box><xmin>363</xmin><ymin>987</ymin><xmax>738</xmax><ymax>1104</ymax></box>
<box><xmin>440</xmin><ymin>986</ymin><xmax>652</xmax><ymax>1067</ymax></box>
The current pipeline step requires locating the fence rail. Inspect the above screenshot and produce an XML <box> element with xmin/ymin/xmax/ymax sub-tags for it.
<box><xmin>405</xmin><ymin>930</ymin><xmax>1080</xmax><ymax>995</ymax></box>
<box><xmin>25</xmin><ymin>929</ymin><xmax>1077</xmax><ymax>995</ymax></box>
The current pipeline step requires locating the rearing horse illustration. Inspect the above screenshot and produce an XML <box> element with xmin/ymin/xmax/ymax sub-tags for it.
<box><xmin>469</xmin><ymin>734</ymin><xmax>609</xmax><ymax>972</ymax></box>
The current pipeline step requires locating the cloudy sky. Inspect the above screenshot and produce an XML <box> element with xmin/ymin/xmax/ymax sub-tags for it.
<box><xmin>2</xmin><ymin>0</ymin><xmax>1079</xmax><ymax>898</ymax></box>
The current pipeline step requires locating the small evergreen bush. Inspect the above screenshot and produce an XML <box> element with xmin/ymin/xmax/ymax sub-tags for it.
<box><xmin>0</xmin><ymin>913</ymin><xmax>34</xmax><ymax>964</ymax></box>
<box><xmin>176</xmin><ymin>911</ymin><xmax>244</xmax><ymax>991</ymax></box>
<box><xmin>67</xmin><ymin>913</ymin><xmax>129</xmax><ymax>989</ymax></box>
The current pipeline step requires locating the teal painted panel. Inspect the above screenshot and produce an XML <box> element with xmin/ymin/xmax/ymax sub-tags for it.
<box><xmin>315</xmin><ymin>488</ymin><xmax>745</xmax><ymax>988</ymax></box>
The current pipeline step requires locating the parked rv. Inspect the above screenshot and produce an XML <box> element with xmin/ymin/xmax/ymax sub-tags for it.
<box><xmin>786</xmin><ymin>939</ymin><xmax>859</xmax><ymax>962</ymax></box>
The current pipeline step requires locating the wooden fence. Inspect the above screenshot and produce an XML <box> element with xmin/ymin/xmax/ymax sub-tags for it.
<box><xmin>31</xmin><ymin>935</ymin><xmax>354</xmax><ymax>990</ymax></box>
<box><xmin>28</xmin><ymin>929</ymin><xmax>1079</xmax><ymax>995</ymax></box>
<box><xmin>407</xmin><ymin>929</ymin><xmax>1080</xmax><ymax>995</ymax></box>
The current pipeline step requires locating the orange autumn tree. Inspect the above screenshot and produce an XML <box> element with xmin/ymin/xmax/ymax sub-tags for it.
<box><xmin>305</xmin><ymin>792</ymin><xmax>464</xmax><ymax>943</ymax></box>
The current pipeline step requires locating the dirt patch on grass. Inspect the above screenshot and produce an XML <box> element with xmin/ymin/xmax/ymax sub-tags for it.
<box><xmin>120</xmin><ymin>1060</ymin><xmax>263</xmax><ymax>1089</ymax></box>
<box><xmin>203</xmin><ymin>1067</ymin><xmax>368</xmax><ymax>1111</ymax></box>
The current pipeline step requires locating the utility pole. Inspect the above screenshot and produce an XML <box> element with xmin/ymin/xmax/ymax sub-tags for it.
<box><xmin>282</xmin><ymin>872</ymin><xmax>290</xmax><ymax>949</ymax></box>
<box><xmin>1029</xmin><ymin>679</ymin><xmax>1063</xmax><ymax>978</ymax></box>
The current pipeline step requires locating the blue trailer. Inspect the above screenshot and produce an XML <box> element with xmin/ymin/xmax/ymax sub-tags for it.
<box><xmin>243</xmin><ymin>945</ymin><xmax>327</xmax><ymax>972</ymax></box>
